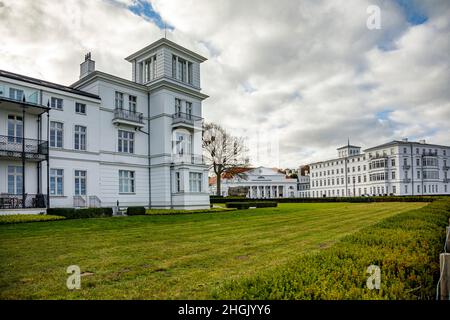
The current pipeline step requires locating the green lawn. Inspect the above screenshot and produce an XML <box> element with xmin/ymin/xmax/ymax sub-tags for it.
<box><xmin>0</xmin><ymin>202</ymin><xmax>426</xmax><ymax>299</ymax></box>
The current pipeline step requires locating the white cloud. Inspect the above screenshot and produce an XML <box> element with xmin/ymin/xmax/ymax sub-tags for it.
<box><xmin>0</xmin><ymin>0</ymin><xmax>449</xmax><ymax>167</ymax></box>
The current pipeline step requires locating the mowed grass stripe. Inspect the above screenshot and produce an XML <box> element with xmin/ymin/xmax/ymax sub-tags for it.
<box><xmin>0</xmin><ymin>202</ymin><xmax>426</xmax><ymax>299</ymax></box>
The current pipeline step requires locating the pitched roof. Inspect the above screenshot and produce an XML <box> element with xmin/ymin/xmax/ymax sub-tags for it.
<box><xmin>0</xmin><ymin>69</ymin><xmax>101</xmax><ymax>100</ymax></box>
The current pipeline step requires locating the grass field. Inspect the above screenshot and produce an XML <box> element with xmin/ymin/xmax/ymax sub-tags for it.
<box><xmin>0</xmin><ymin>202</ymin><xmax>427</xmax><ymax>299</ymax></box>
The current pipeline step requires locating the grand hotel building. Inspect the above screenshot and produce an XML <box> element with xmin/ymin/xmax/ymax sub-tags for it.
<box><xmin>309</xmin><ymin>139</ymin><xmax>450</xmax><ymax>198</ymax></box>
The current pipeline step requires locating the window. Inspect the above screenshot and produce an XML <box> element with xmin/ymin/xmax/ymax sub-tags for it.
<box><xmin>175</xmin><ymin>98</ymin><xmax>182</xmax><ymax>115</ymax></box>
<box><xmin>416</xmin><ymin>158</ymin><xmax>420</xmax><ymax>166</ymax></box>
<box><xmin>392</xmin><ymin>171</ymin><xmax>396</xmax><ymax>179</ymax></box>
<box><xmin>119</xmin><ymin>170</ymin><xmax>135</xmax><ymax>193</ymax></box>
<box><xmin>172</xmin><ymin>55</ymin><xmax>193</xmax><ymax>84</ymax></box>
<box><xmin>115</xmin><ymin>91</ymin><xmax>124</xmax><ymax>109</ymax></box>
<box><xmin>7</xmin><ymin>166</ymin><xmax>23</xmax><ymax>194</ymax></box>
<box><xmin>175</xmin><ymin>172</ymin><xmax>181</xmax><ymax>192</ymax></box>
<box><xmin>9</xmin><ymin>88</ymin><xmax>24</xmax><ymax>101</ymax></box>
<box><xmin>50</xmin><ymin>121</ymin><xmax>63</xmax><ymax>148</ymax></box>
<box><xmin>118</xmin><ymin>130</ymin><xmax>134</xmax><ymax>153</ymax></box>
<box><xmin>403</xmin><ymin>147</ymin><xmax>407</xmax><ymax>154</ymax></box>
<box><xmin>393</xmin><ymin>186</ymin><xmax>396</xmax><ymax>194</ymax></box>
<box><xmin>74</xmin><ymin>170</ymin><xmax>86</xmax><ymax>196</ymax></box>
<box><xmin>75</xmin><ymin>102</ymin><xmax>86</xmax><ymax>114</ymax></box>
<box><xmin>74</xmin><ymin>125</ymin><xmax>86</xmax><ymax>151</ymax></box>
<box><xmin>189</xmin><ymin>172</ymin><xmax>202</xmax><ymax>192</ymax></box>
<box><xmin>417</xmin><ymin>171</ymin><xmax>420</xmax><ymax>179</ymax></box>
<box><xmin>51</xmin><ymin>97</ymin><xmax>63</xmax><ymax>110</ymax></box>
<box><xmin>391</xmin><ymin>159</ymin><xmax>395</xmax><ymax>166</ymax></box>
<box><xmin>186</xmin><ymin>101</ymin><xmax>192</xmax><ymax>119</ymax></box>
<box><xmin>143</xmin><ymin>55</ymin><xmax>157</xmax><ymax>82</ymax></box>
<box><xmin>129</xmin><ymin>95</ymin><xmax>137</xmax><ymax>112</ymax></box>
<box><xmin>50</xmin><ymin>169</ymin><xmax>64</xmax><ymax>196</ymax></box>
<box><xmin>175</xmin><ymin>132</ymin><xmax>192</xmax><ymax>155</ymax></box>
<box><xmin>7</xmin><ymin>115</ymin><xmax>23</xmax><ymax>143</ymax></box>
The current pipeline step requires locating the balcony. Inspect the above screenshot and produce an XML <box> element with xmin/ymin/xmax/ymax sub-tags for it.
<box><xmin>112</xmin><ymin>108</ymin><xmax>144</xmax><ymax>128</ymax></box>
<box><xmin>172</xmin><ymin>153</ymin><xmax>204</xmax><ymax>164</ymax></box>
<box><xmin>443</xmin><ymin>166</ymin><xmax>449</xmax><ymax>171</ymax></box>
<box><xmin>172</xmin><ymin>112</ymin><xmax>203</xmax><ymax>130</ymax></box>
<box><xmin>421</xmin><ymin>151</ymin><xmax>438</xmax><ymax>157</ymax></box>
<box><xmin>402</xmin><ymin>165</ymin><xmax>411</xmax><ymax>170</ymax></box>
<box><xmin>402</xmin><ymin>178</ymin><xmax>411</xmax><ymax>183</ymax></box>
<box><xmin>0</xmin><ymin>135</ymin><xmax>48</xmax><ymax>161</ymax></box>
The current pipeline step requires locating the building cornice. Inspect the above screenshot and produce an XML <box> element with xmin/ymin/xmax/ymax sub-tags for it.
<box><xmin>125</xmin><ymin>38</ymin><xmax>207</xmax><ymax>63</ymax></box>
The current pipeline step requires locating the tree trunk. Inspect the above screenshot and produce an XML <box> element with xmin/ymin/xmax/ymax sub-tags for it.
<box><xmin>216</xmin><ymin>174</ymin><xmax>221</xmax><ymax>196</ymax></box>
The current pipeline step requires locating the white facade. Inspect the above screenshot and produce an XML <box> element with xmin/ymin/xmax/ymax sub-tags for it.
<box><xmin>309</xmin><ymin>140</ymin><xmax>450</xmax><ymax>198</ymax></box>
<box><xmin>0</xmin><ymin>38</ymin><xmax>210</xmax><ymax>210</ymax></box>
<box><xmin>209</xmin><ymin>167</ymin><xmax>298</xmax><ymax>198</ymax></box>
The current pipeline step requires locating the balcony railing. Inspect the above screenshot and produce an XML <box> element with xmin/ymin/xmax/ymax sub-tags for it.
<box><xmin>444</xmin><ymin>178</ymin><xmax>450</xmax><ymax>183</ymax></box>
<box><xmin>443</xmin><ymin>166</ymin><xmax>449</xmax><ymax>171</ymax></box>
<box><xmin>421</xmin><ymin>151</ymin><xmax>438</xmax><ymax>157</ymax></box>
<box><xmin>402</xmin><ymin>178</ymin><xmax>411</xmax><ymax>183</ymax></box>
<box><xmin>0</xmin><ymin>135</ymin><xmax>48</xmax><ymax>160</ymax></box>
<box><xmin>172</xmin><ymin>153</ymin><xmax>204</xmax><ymax>164</ymax></box>
<box><xmin>0</xmin><ymin>193</ymin><xmax>47</xmax><ymax>209</ymax></box>
<box><xmin>402</xmin><ymin>165</ymin><xmax>411</xmax><ymax>170</ymax></box>
<box><xmin>113</xmin><ymin>108</ymin><xmax>144</xmax><ymax>124</ymax></box>
<box><xmin>172</xmin><ymin>112</ymin><xmax>203</xmax><ymax>128</ymax></box>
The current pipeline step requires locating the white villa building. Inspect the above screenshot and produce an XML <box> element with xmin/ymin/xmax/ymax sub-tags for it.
<box><xmin>209</xmin><ymin>166</ymin><xmax>298</xmax><ymax>198</ymax></box>
<box><xmin>0</xmin><ymin>38</ymin><xmax>210</xmax><ymax>211</ymax></box>
<box><xmin>309</xmin><ymin>139</ymin><xmax>450</xmax><ymax>198</ymax></box>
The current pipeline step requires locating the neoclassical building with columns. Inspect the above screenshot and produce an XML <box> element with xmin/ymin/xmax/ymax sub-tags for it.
<box><xmin>209</xmin><ymin>167</ymin><xmax>298</xmax><ymax>198</ymax></box>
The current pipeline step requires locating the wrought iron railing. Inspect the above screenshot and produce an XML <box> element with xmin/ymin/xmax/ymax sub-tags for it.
<box><xmin>0</xmin><ymin>135</ymin><xmax>48</xmax><ymax>159</ymax></box>
<box><xmin>172</xmin><ymin>153</ymin><xmax>204</xmax><ymax>164</ymax></box>
<box><xmin>172</xmin><ymin>112</ymin><xmax>203</xmax><ymax>127</ymax></box>
<box><xmin>0</xmin><ymin>193</ymin><xmax>47</xmax><ymax>209</ymax></box>
<box><xmin>73</xmin><ymin>196</ymin><xmax>87</xmax><ymax>208</ymax></box>
<box><xmin>89</xmin><ymin>195</ymin><xmax>102</xmax><ymax>208</ymax></box>
<box><xmin>113</xmin><ymin>108</ymin><xmax>144</xmax><ymax>124</ymax></box>
<box><xmin>402</xmin><ymin>178</ymin><xmax>411</xmax><ymax>183</ymax></box>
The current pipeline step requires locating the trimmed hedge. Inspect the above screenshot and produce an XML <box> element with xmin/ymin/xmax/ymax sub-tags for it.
<box><xmin>214</xmin><ymin>199</ymin><xmax>450</xmax><ymax>299</ymax></box>
<box><xmin>0</xmin><ymin>214</ymin><xmax>65</xmax><ymax>225</ymax></box>
<box><xmin>225</xmin><ymin>202</ymin><xmax>278</xmax><ymax>209</ymax></box>
<box><xmin>211</xmin><ymin>195</ymin><xmax>441</xmax><ymax>204</ymax></box>
<box><xmin>46</xmin><ymin>207</ymin><xmax>113</xmax><ymax>219</ymax></box>
<box><xmin>145</xmin><ymin>207</ymin><xmax>237</xmax><ymax>215</ymax></box>
<box><xmin>126</xmin><ymin>206</ymin><xmax>146</xmax><ymax>216</ymax></box>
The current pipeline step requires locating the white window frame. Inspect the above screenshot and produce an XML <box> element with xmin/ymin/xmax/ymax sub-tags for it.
<box><xmin>50</xmin><ymin>121</ymin><xmax>64</xmax><ymax>148</ymax></box>
<box><xmin>189</xmin><ymin>172</ymin><xmax>202</xmax><ymax>193</ymax></box>
<box><xmin>75</xmin><ymin>102</ymin><xmax>86</xmax><ymax>115</ymax></box>
<box><xmin>74</xmin><ymin>125</ymin><xmax>87</xmax><ymax>151</ymax></box>
<box><xmin>50</xmin><ymin>97</ymin><xmax>63</xmax><ymax>110</ymax></box>
<box><xmin>9</xmin><ymin>88</ymin><xmax>24</xmax><ymax>101</ymax></box>
<box><xmin>115</xmin><ymin>91</ymin><xmax>124</xmax><ymax>109</ymax></box>
<box><xmin>118</xmin><ymin>130</ymin><xmax>135</xmax><ymax>154</ymax></box>
<box><xmin>119</xmin><ymin>170</ymin><xmax>135</xmax><ymax>194</ymax></box>
<box><xmin>74</xmin><ymin>170</ymin><xmax>87</xmax><ymax>196</ymax></box>
<box><xmin>50</xmin><ymin>168</ymin><xmax>64</xmax><ymax>196</ymax></box>
<box><xmin>7</xmin><ymin>165</ymin><xmax>23</xmax><ymax>195</ymax></box>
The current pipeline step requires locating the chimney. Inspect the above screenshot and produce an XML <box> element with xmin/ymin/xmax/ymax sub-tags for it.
<box><xmin>80</xmin><ymin>52</ymin><xmax>95</xmax><ymax>79</ymax></box>
<box><xmin>402</xmin><ymin>138</ymin><xmax>408</xmax><ymax>142</ymax></box>
<box><xmin>419</xmin><ymin>139</ymin><xmax>426</xmax><ymax>144</ymax></box>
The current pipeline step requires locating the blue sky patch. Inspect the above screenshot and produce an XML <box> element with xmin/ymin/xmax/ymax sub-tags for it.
<box><xmin>129</xmin><ymin>0</ymin><xmax>173</xmax><ymax>30</ymax></box>
<box><xmin>394</xmin><ymin>0</ymin><xmax>428</xmax><ymax>25</ymax></box>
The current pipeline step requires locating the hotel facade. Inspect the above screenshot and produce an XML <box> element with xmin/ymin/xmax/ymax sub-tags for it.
<box><xmin>308</xmin><ymin>140</ymin><xmax>450</xmax><ymax>198</ymax></box>
<box><xmin>0</xmin><ymin>38</ymin><xmax>210</xmax><ymax>211</ymax></box>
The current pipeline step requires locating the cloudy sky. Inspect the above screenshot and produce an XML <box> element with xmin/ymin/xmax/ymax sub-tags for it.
<box><xmin>1</xmin><ymin>0</ymin><xmax>449</xmax><ymax>168</ymax></box>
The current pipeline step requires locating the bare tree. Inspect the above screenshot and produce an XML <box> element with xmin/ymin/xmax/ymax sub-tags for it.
<box><xmin>203</xmin><ymin>122</ymin><xmax>250</xmax><ymax>196</ymax></box>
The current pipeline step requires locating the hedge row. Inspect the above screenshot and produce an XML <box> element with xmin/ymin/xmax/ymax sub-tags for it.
<box><xmin>46</xmin><ymin>207</ymin><xmax>113</xmax><ymax>219</ymax></box>
<box><xmin>127</xmin><ymin>206</ymin><xmax>146</xmax><ymax>216</ymax></box>
<box><xmin>0</xmin><ymin>214</ymin><xmax>66</xmax><ymax>225</ymax></box>
<box><xmin>213</xmin><ymin>199</ymin><xmax>450</xmax><ymax>299</ymax></box>
<box><xmin>145</xmin><ymin>207</ymin><xmax>237</xmax><ymax>215</ymax></box>
<box><xmin>211</xmin><ymin>196</ymin><xmax>440</xmax><ymax>204</ymax></box>
<box><xmin>225</xmin><ymin>202</ymin><xmax>278</xmax><ymax>209</ymax></box>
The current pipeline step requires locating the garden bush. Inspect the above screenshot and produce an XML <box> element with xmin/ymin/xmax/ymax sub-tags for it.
<box><xmin>145</xmin><ymin>207</ymin><xmax>236</xmax><ymax>215</ymax></box>
<box><xmin>214</xmin><ymin>199</ymin><xmax>450</xmax><ymax>299</ymax></box>
<box><xmin>211</xmin><ymin>195</ymin><xmax>439</xmax><ymax>204</ymax></box>
<box><xmin>225</xmin><ymin>202</ymin><xmax>251</xmax><ymax>210</ymax></box>
<box><xmin>126</xmin><ymin>206</ymin><xmax>146</xmax><ymax>216</ymax></box>
<box><xmin>46</xmin><ymin>207</ymin><xmax>112</xmax><ymax>219</ymax></box>
<box><xmin>0</xmin><ymin>214</ymin><xmax>65</xmax><ymax>225</ymax></box>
